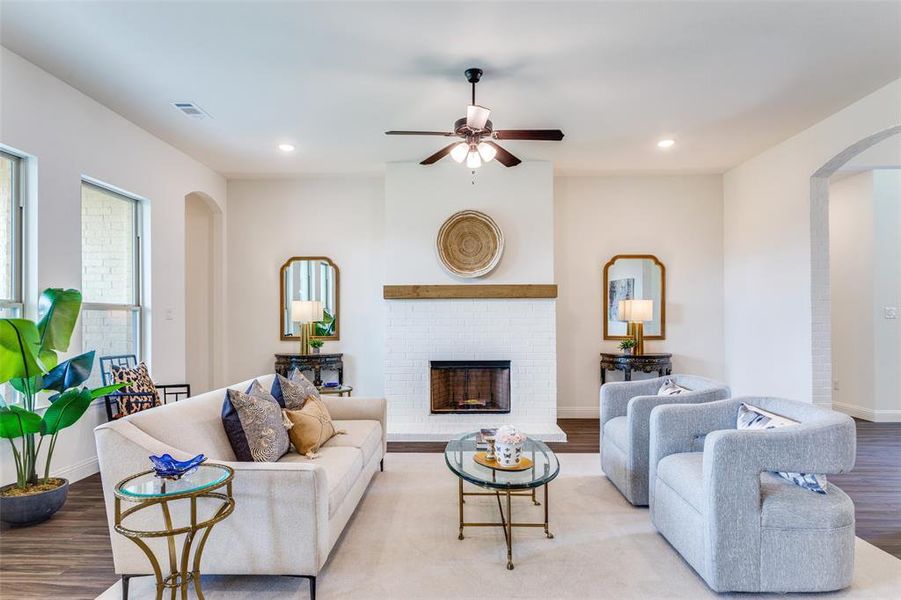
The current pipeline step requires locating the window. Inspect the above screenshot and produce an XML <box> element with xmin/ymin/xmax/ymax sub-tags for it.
<box><xmin>81</xmin><ymin>181</ymin><xmax>142</xmax><ymax>385</ymax></box>
<box><xmin>0</xmin><ymin>151</ymin><xmax>23</xmax><ymax>319</ymax></box>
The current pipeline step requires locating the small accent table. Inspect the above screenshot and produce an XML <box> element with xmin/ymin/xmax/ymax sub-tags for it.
<box><xmin>317</xmin><ymin>384</ymin><xmax>353</xmax><ymax>397</ymax></box>
<box><xmin>600</xmin><ymin>352</ymin><xmax>673</xmax><ymax>384</ymax></box>
<box><xmin>274</xmin><ymin>353</ymin><xmax>344</xmax><ymax>387</ymax></box>
<box><xmin>114</xmin><ymin>464</ymin><xmax>235</xmax><ymax>600</ymax></box>
<box><xmin>445</xmin><ymin>433</ymin><xmax>559</xmax><ymax>570</ymax></box>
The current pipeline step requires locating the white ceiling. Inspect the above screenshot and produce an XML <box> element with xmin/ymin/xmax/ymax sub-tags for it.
<box><xmin>2</xmin><ymin>1</ymin><xmax>900</xmax><ymax>177</ymax></box>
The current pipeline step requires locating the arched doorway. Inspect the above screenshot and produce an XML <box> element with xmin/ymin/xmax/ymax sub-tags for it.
<box><xmin>185</xmin><ymin>191</ymin><xmax>223</xmax><ymax>393</ymax></box>
<box><xmin>809</xmin><ymin>125</ymin><xmax>901</xmax><ymax>409</ymax></box>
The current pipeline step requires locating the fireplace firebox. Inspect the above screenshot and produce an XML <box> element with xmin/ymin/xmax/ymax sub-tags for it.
<box><xmin>430</xmin><ymin>360</ymin><xmax>511</xmax><ymax>414</ymax></box>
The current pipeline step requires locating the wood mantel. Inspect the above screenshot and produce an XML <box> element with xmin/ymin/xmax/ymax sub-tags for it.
<box><xmin>383</xmin><ymin>284</ymin><xmax>557</xmax><ymax>300</ymax></box>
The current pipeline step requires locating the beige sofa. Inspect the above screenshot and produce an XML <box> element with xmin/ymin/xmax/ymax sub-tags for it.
<box><xmin>94</xmin><ymin>374</ymin><xmax>386</xmax><ymax>598</ymax></box>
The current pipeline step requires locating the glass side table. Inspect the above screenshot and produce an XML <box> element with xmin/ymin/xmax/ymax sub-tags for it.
<box><xmin>317</xmin><ymin>384</ymin><xmax>353</xmax><ymax>397</ymax></box>
<box><xmin>114</xmin><ymin>463</ymin><xmax>235</xmax><ymax>600</ymax></box>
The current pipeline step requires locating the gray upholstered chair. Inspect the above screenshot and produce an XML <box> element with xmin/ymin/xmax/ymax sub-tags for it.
<box><xmin>600</xmin><ymin>374</ymin><xmax>730</xmax><ymax>505</ymax></box>
<box><xmin>648</xmin><ymin>397</ymin><xmax>856</xmax><ymax>593</ymax></box>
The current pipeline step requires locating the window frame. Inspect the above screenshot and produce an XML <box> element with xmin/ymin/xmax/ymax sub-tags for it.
<box><xmin>80</xmin><ymin>180</ymin><xmax>144</xmax><ymax>362</ymax></box>
<box><xmin>0</xmin><ymin>150</ymin><xmax>24</xmax><ymax>317</ymax></box>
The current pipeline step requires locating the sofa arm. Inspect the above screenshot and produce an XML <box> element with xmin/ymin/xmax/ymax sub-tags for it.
<box><xmin>322</xmin><ymin>396</ymin><xmax>388</xmax><ymax>455</ymax></box>
<box><xmin>600</xmin><ymin>378</ymin><xmax>663</xmax><ymax>427</ymax></box>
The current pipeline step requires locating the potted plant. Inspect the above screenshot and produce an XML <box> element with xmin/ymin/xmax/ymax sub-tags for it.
<box><xmin>618</xmin><ymin>337</ymin><xmax>637</xmax><ymax>356</ymax></box>
<box><xmin>0</xmin><ymin>288</ymin><xmax>124</xmax><ymax>526</ymax></box>
<box><xmin>308</xmin><ymin>339</ymin><xmax>324</xmax><ymax>355</ymax></box>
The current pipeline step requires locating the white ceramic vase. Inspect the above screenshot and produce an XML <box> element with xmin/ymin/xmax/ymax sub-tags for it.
<box><xmin>494</xmin><ymin>440</ymin><xmax>523</xmax><ymax>467</ymax></box>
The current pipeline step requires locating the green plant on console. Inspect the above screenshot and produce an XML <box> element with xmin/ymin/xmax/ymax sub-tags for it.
<box><xmin>618</xmin><ymin>337</ymin><xmax>637</xmax><ymax>351</ymax></box>
<box><xmin>309</xmin><ymin>339</ymin><xmax>324</xmax><ymax>349</ymax></box>
<box><xmin>0</xmin><ymin>288</ymin><xmax>125</xmax><ymax>494</ymax></box>
<box><xmin>314</xmin><ymin>308</ymin><xmax>335</xmax><ymax>337</ymax></box>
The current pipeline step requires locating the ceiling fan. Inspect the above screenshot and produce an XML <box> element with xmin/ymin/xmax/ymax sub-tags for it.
<box><xmin>385</xmin><ymin>68</ymin><xmax>564</xmax><ymax>168</ymax></box>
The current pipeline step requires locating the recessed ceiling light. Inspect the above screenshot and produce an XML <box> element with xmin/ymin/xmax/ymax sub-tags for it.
<box><xmin>657</xmin><ymin>139</ymin><xmax>676</xmax><ymax>149</ymax></box>
<box><xmin>278</xmin><ymin>143</ymin><xmax>295</xmax><ymax>152</ymax></box>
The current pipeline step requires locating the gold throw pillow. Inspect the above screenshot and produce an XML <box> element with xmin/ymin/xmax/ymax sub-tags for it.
<box><xmin>285</xmin><ymin>398</ymin><xmax>345</xmax><ymax>458</ymax></box>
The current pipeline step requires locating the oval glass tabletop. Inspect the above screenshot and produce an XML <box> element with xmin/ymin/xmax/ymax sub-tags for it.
<box><xmin>444</xmin><ymin>432</ymin><xmax>560</xmax><ymax>490</ymax></box>
<box><xmin>115</xmin><ymin>464</ymin><xmax>233</xmax><ymax>500</ymax></box>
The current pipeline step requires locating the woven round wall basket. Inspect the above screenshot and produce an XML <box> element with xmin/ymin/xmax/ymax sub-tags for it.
<box><xmin>436</xmin><ymin>210</ymin><xmax>504</xmax><ymax>278</ymax></box>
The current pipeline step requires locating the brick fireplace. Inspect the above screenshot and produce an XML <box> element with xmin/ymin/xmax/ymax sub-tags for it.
<box><xmin>430</xmin><ymin>360</ymin><xmax>511</xmax><ymax>414</ymax></box>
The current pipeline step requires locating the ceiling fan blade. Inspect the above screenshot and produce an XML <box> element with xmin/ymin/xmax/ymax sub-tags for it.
<box><xmin>420</xmin><ymin>143</ymin><xmax>459</xmax><ymax>165</ymax></box>
<box><xmin>493</xmin><ymin>129</ymin><xmax>565</xmax><ymax>141</ymax></box>
<box><xmin>483</xmin><ymin>141</ymin><xmax>521</xmax><ymax>167</ymax></box>
<box><xmin>385</xmin><ymin>130</ymin><xmax>454</xmax><ymax>136</ymax></box>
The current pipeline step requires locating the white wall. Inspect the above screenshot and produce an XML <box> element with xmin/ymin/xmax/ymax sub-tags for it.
<box><xmin>723</xmin><ymin>78</ymin><xmax>901</xmax><ymax>401</ymax></box>
<box><xmin>225</xmin><ymin>177</ymin><xmax>385</xmax><ymax>395</ymax></box>
<box><xmin>384</xmin><ymin>162</ymin><xmax>554</xmax><ymax>283</ymax></box>
<box><xmin>829</xmin><ymin>172</ymin><xmax>876</xmax><ymax>415</ymax></box>
<box><xmin>554</xmin><ymin>175</ymin><xmax>725</xmax><ymax>417</ymax></box>
<box><xmin>0</xmin><ymin>48</ymin><xmax>227</xmax><ymax>483</ymax></box>
<box><xmin>185</xmin><ymin>193</ymin><xmax>216</xmax><ymax>394</ymax></box>
<box><xmin>872</xmin><ymin>170</ymin><xmax>901</xmax><ymax>419</ymax></box>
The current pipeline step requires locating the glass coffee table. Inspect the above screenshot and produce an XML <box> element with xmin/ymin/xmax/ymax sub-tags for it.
<box><xmin>114</xmin><ymin>463</ymin><xmax>235</xmax><ymax>599</ymax></box>
<box><xmin>444</xmin><ymin>432</ymin><xmax>560</xmax><ymax>570</ymax></box>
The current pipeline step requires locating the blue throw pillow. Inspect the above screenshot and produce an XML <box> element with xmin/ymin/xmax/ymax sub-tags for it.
<box><xmin>222</xmin><ymin>380</ymin><xmax>289</xmax><ymax>462</ymax></box>
<box><xmin>736</xmin><ymin>403</ymin><xmax>828</xmax><ymax>494</ymax></box>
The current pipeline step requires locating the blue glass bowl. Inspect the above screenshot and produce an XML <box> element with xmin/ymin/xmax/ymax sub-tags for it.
<box><xmin>149</xmin><ymin>453</ymin><xmax>206</xmax><ymax>480</ymax></box>
<box><xmin>323</xmin><ymin>382</ymin><xmax>340</xmax><ymax>388</ymax></box>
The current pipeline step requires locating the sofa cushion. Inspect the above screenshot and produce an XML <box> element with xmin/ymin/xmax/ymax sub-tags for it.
<box><xmin>224</xmin><ymin>381</ymin><xmax>291</xmax><ymax>462</ymax></box>
<box><xmin>271</xmin><ymin>372</ymin><xmax>319</xmax><ymax>409</ymax></box>
<box><xmin>760</xmin><ymin>472</ymin><xmax>854</xmax><ymax>530</ymax></box>
<box><xmin>279</xmin><ymin>447</ymin><xmax>364</xmax><ymax>517</ymax></box>
<box><xmin>324</xmin><ymin>420</ymin><xmax>382</xmax><ymax>464</ymax></box>
<box><xmin>656</xmin><ymin>452</ymin><xmax>704</xmax><ymax>512</ymax></box>
<box><xmin>285</xmin><ymin>397</ymin><xmax>343</xmax><ymax>458</ymax></box>
<box><xmin>657</xmin><ymin>378</ymin><xmax>691</xmax><ymax>396</ymax></box>
<box><xmin>603</xmin><ymin>416</ymin><xmax>629</xmax><ymax>453</ymax></box>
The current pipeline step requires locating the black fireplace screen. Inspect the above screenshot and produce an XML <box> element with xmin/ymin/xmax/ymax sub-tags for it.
<box><xmin>429</xmin><ymin>360</ymin><xmax>511</xmax><ymax>414</ymax></box>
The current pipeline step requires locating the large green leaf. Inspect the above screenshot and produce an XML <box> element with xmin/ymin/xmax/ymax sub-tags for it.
<box><xmin>10</xmin><ymin>375</ymin><xmax>43</xmax><ymax>395</ymax></box>
<box><xmin>0</xmin><ymin>319</ymin><xmax>44</xmax><ymax>384</ymax></box>
<box><xmin>40</xmin><ymin>388</ymin><xmax>93</xmax><ymax>435</ymax></box>
<box><xmin>88</xmin><ymin>383</ymin><xmax>126</xmax><ymax>400</ymax></box>
<box><xmin>36</xmin><ymin>288</ymin><xmax>82</xmax><ymax>358</ymax></box>
<box><xmin>42</xmin><ymin>351</ymin><xmax>95</xmax><ymax>393</ymax></box>
<box><xmin>0</xmin><ymin>405</ymin><xmax>42</xmax><ymax>439</ymax></box>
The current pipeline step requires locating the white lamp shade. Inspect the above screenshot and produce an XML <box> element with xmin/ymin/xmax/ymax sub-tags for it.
<box><xmin>291</xmin><ymin>300</ymin><xmax>323</xmax><ymax>323</ymax></box>
<box><xmin>466</xmin><ymin>105</ymin><xmax>491</xmax><ymax>130</ymax></box>
<box><xmin>619</xmin><ymin>299</ymin><xmax>653</xmax><ymax>322</ymax></box>
<box><xmin>466</xmin><ymin>149</ymin><xmax>482</xmax><ymax>168</ymax></box>
<box><xmin>450</xmin><ymin>142</ymin><xmax>469</xmax><ymax>163</ymax></box>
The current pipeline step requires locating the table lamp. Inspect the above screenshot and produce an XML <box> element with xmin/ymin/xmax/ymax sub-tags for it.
<box><xmin>291</xmin><ymin>300</ymin><xmax>323</xmax><ymax>355</ymax></box>
<box><xmin>618</xmin><ymin>299</ymin><xmax>654</xmax><ymax>355</ymax></box>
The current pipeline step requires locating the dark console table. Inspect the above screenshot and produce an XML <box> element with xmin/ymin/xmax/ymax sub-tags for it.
<box><xmin>600</xmin><ymin>353</ymin><xmax>672</xmax><ymax>384</ymax></box>
<box><xmin>274</xmin><ymin>353</ymin><xmax>344</xmax><ymax>387</ymax></box>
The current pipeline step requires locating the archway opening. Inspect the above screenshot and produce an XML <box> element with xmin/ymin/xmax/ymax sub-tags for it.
<box><xmin>809</xmin><ymin>126</ymin><xmax>901</xmax><ymax>418</ymax></box>
<box><xmin>185</xmin><ymin>191</ymin><xmax>223</xmax><ymax>393</ymax></box>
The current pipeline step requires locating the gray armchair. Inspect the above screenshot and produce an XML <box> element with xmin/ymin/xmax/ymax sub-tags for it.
<box><xmin>600</xmin><ymin>374</ymin><xmax>730</xmax><ymax>505</ymax></box>
<box><xmin>648</xmin><ymin>397</ymin><xmax>856</xmax><ymax>593</ymax></box>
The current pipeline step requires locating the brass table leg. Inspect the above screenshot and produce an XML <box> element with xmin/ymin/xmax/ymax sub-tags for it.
<box><xmin>544</xmin><ymin>484</ymin><xmax>554</xmax><ymax>538</ymax></box>
<box><xmin>506</xmin><ymin>489</ymin><xmax>514</xmax><ymax>570</ymax></box>
<box><xmin>457</xmin><ymin>478</ymin><xmax>464</xmax><ymax>540</ymax></box>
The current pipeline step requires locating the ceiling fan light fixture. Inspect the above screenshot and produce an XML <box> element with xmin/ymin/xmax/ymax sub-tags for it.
<box><xmin>450</xmin><ymin>142</ymin><xmax>469</xmax><ymax>163</ymax></box>
<box><xmin>477</xmin><ymin>142</ymin><xmax>497</xmax><ymax>162</ymax></box>
<box><xmin>466</xmin><ymin>149</ymin><xmax>482</xmax><ymax>169</ymax></box>
<box><xmin>466</xmin><ymin>105</ymin><xmax>491</xmax><ymax>130</ymax></box>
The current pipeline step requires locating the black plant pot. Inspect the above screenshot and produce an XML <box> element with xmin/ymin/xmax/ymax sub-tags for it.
<box><xmin>0</xmin><ymin>479</ymin><xmax>69</xmax><ymax>526</ymax></box>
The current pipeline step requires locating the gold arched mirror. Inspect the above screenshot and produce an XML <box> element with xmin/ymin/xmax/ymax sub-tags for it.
<box><xmin>603</xmin><ymin>254</ymin><xmax>666</xmax><ymax>340</ymax></box>
<box><xmin>280</xmin><ymin>257</ymin><xmax>339</xmax><ymax>341</ymax></box>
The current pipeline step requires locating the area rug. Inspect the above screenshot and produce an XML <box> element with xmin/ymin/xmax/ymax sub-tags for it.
<box><xmin>98</xmin><ymin>453</ymin><xmax>901</xmax><ymax>599</ymax></box>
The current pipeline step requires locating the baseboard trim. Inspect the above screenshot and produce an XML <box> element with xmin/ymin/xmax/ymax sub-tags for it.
<box><xmin>53</xmin><ymin>455</ymin><xmax>99</xmax><ymax>483</ymax></box>
<box><xmin>831</xmin><ymin>401</ymin><xmax>901</xmax><ymax>423</ymax></box>
<box><xmin>557</xmin><ymin>407</ymin><xmax>600</xmax><ymax>419</ymax></box>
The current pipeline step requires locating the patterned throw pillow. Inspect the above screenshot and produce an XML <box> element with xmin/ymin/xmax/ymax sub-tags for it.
<box><xmin>221</xmin><ymin>380</ymin><xmax>290</xmax><ymax>462</ymax></box>
<box><xmin>270</xmin><ymin>372</ymin><xmax>318</xmax><ymax>410</ymax></box>
<box><xmin>736</xmin><ymin>403</ymin><xmax>828</xmax><ymax>494</ymax></box>
<box><xmin>288</xmin><ymin>368</ymin><xmax>320</xmax><ymax>401</ymax></box>
<box><xmin>285</xmin><ymin>397</ymin><xmax>345</xmax><ymax>459</ymax></box>
<box><xmin>110</xmin><ymin>362</ymin><xmax>161</xmax><ymax>416</ymax></box>
<box><xmin>657</xmin><ymin>378</ymin><xmax>691</xmax><ymax>396</ymax></box>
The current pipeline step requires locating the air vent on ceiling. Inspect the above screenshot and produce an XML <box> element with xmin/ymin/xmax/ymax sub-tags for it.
<box><xmin>171</xmin><ymin>102</ymin><xmax>212</xmax><ymax>120</ymax></box>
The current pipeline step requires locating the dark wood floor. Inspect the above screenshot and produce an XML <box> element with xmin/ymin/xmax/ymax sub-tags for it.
<box><xmin>1</xmin><ymin>418</ymin><xmax>897</xmax><ymax>599</ymax></box>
